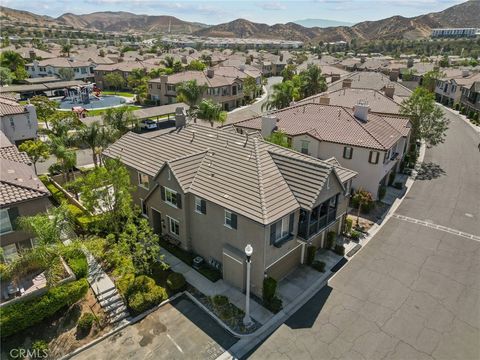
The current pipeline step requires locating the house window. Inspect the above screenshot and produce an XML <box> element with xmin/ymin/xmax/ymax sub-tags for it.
<box><xmin>164</xmin><ymin>187</ymin><xmax>178</xmax><ymax>207</ymax></box>
<box><xmin>157</xmin><ymin>84</ymin><xmax>161</xmax><ymax>89</ymax></box>
<box><xmin>148</xmin><ymin>83</ymin><xmax>152</xmax><ymax>89</ymax></box>
<box><xmin>300</xmin><ymin>140</ymin><xmax>309</xmax><ymax>154</ymax></box>
<box><xmin>195</xmin><ymin>197</ymin><xmax>206</xmax><ymax>214</ymax></box>
<box><xmin>138</xmin><ymin>172</ymin><xmax>149</xmax><ymax>189</ymax></box>
<box><xmin>224</xmin><ymin>210</ymin><xmax>237</xmax><ymax>229</ymax></box>
<box><xmin>343</xmin><ymin>146</ymin><xmax>353</xmax><ymax>159</ymax></box>
<box><xmin>369</xmin><ymin>151</ymin><xmax>379</xmax><ymax>164</ymax></box>
<box><xmin>0</xmin><ymin>209</ymin><xmax>13</xmax><ymax>234</ymax></box>
<box><xmin>167</xmin><ymin>84</ymin><xmax>176</xmax><ymax>92</ymax></box>
<box><xmin>140</xmin><ymin>199</ymin><xmax>148</xmax><ymax>217</ymax></box>
<box><xmin>344</xmin><ymin>180</ymin><xmax>351</xmax><ymax>196</ymax></box>
<box><xmin>2</xmin><ymin>244</ymin><xmax>18</xmax><ymax>262</ymax></box>
<box><xmin>167</xmin><ymin>216</ymin><xmax>180</xmax><ymax>237</ymax></box>
<box><xmin>270</xmin><ymin>214</ymin><xmax>293</xmax><ymax>244</ymax></box>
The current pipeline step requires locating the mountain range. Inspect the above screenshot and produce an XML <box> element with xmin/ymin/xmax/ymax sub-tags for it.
<box><xmin>293</xmin><ymin>19</ymin><xmax>354</xmax><ymax>28</ymax></box>
<box><xmin>1</xmin><ymin>0</ymin><xmax>479</xmax><ymax>43</ymax></box>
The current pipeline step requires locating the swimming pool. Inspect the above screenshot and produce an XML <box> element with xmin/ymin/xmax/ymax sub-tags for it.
<box><xmin>58</xmin><ymin>95</ymin><xmax>127</xmax><ymax>110</ymax></box>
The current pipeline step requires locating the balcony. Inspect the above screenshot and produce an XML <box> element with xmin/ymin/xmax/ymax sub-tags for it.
<box><xmin>298</xmin><ymin>206</ymin><xmax>337</xmax><ymax>240</ymax></box>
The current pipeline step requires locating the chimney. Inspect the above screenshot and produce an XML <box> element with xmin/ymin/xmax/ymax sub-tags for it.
<box><xmin>181</xmin><ymin>55</ymin><xmax>187</xmax><ymax>64</ymax></box>
<box><xmin>353</xmin><ymin>100</ymin><xmax>369</xmax><ymax>122</ymax></box>
<box><xmin>384</xmin><ymin>84</ymin><xmax>395</xmax><ymax>99</ymax></box>
<box><xmin>331</xmin><ymin>74</ymin><xmax>341</xmax><ymax>83</ymax></box>
<box><xmin>407</xmin><ymin>58</ymin><xmax>414</xmax><ymax>68</ymax></box>
<box><xmin>175</xmin><ymin>107</ymin><xmax>187</xmax><ymax>128</ymax></box>
<box><xmin>29</xmin><ymin>50</ymin><xmax>36</xmax><ymax>60</ymax></box>
<box><xmin>279</xmin><ymin>53</ymin><xmax>284</xmax><ymax>62</ymax></box>
<box><xmin>261</xmin><ymin>115</ymin><xmax>278</xmax><ymax>138</ymax></box>
<box><xmin>239</xmin><ymin>64</ymin><xmax>245</xmax><ymax>72</ymax></box>
<box><xmin>207</xmin><ymin>68</ymin><xmax>214</xmax><ymax>78</ymax></box>
<box><xmin>462</xmin><ymin>69</ymin><xmax>470</xmax><ymax>78</ymax></box>
<box><xmin>318</xmin><ymin>95</ymin><xmax>330</xmax><ymax>105</ymax></box>
<box><xmin>342</xmin><ymin>79</ymin><xmax>352</xmax><ymax>89</ymax></box>
<box><xmin>389</xmin><ymin>70</ymin><xmax>399</xmax><ymax>82</ymax></box>
<box><xmin>160</xmin><ymin>74</ymin><xmax>168</xmax><ymax>83</ymax></box>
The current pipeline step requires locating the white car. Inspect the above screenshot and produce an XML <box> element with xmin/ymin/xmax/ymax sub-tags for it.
<box><xmin>140</xmin><ymin>119</ymin><xmax>157</xmax><ymax>130</ymax></box>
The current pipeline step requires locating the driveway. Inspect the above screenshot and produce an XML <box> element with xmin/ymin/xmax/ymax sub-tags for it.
<box><xmin>249</xmin><ymin>110</ymin><xmax>480</xmax><ymax>359</ymax></box>
<box><xmin>73</xmin><ymin>296</ymin><xmax>237</xmax><ymax>360</ymax></box>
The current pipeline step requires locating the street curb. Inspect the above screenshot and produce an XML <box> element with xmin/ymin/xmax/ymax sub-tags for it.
<box><xmin>440</xmin><ymin>105</ymin><xmax>480</xmax><ymax>134</ymax></box>
<box><xmin>59</xmin><ymin>292</ymin><xmax>185</xmax><ymax>360</ymax></box>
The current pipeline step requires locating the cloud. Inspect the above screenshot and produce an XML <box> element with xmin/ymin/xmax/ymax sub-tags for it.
<box><xmin>257</xmin><ymin>2</ymin><xmax>287</xmax><ymax>11</ymax></box>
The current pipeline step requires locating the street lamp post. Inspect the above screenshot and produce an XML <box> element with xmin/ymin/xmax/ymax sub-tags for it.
<box><xmin>243</xmin><ymin>244</ymin><xmax>253</xmax><ymax>327</ymax></box>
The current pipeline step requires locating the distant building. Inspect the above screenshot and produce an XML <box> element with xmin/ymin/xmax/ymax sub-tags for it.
<box><xmin>0</xmin><ymin>95</ymin><xmax>38</xmax><ymax>146</ymax></box>
<box><xmin>26</xmin><ymin>58</ymin><xmax>95</xmax><ymax>81</ymax></box>
<box><xmin>431</xmin><ymin>28</ymin><xmax>480</xmax><ymax>38</ymax></box>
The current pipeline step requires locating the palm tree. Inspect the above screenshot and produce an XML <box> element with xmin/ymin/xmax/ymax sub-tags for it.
<box><xmin>161</xmin><ymin>55</ymin><xmax>175</xmax><ymax>69</ymax></box>
<box><xmin>352</xmin><ymin>189</ymin><xmax>374</xmax><ymax>226</ymax></box>
<box><xmin>197</xmin><ymin>99</ymin><xmax>227</xmax><ymax>126</ymax></box>
<box><xmin>0</xmin><ymin>50</ymin><xmax>25</xmax><ymax>73</ymax></box>
<box><xmin>176</xmin><ymin>80</ymin><xmax>208</xmax><ymax>116</ymax></box>
<box><xmin>76</xmin><ymin>122</ymin><xmax>102</xmax><ymax>167</ymax></box>
<box><xmin>262</xmin><ymin>80</ymin><xmax>300</xmax><ymax>111</ymax></box>
<box><xmin>50</xmin><ymin>137</ymin><xmax>77</xmax><ymax>182</ymax></box>
<box><xmin>300</xmin><ymin>64</ymin><xmax>327</xmax><ymax>98</ymax></box>
<box><xmin>61</xmin><ymin>43</ymin><xmax>72</xmax><ymax>57</ymax></box>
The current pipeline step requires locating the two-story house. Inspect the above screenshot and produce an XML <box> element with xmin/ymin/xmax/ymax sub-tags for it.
<box><xmin>435</xmin><ymin>70</ymin><xmax>480</xmax><ymax>107</ymax></box>
<box><xmin>0</xmin><ymin>95</ymin><xmax>38</xmax><ymax>146</ymax></box>
<box><xmin>460</xmin><ymin>81</ymin><xmax>480</xmax><ymax>118</ymax></box>
<box><xmin>103</xmin><ymin>123</ymin><xmax>356</xmax><ymax>297</ymax></box>
<box><xmin>26</xmin><ymin>58</ymin><xmax>95</xmax><ymax>81</ymax></box>
<box><xmin>234</xmin><ymin>102</ymin><xmax>411</xmax><ymax>199</ymax></box>
<box><xmin>148</xmin><ymin>65</ymin><xmax>261</xmax><ymax>111</ymax></box>
<box><xmin>94</xmin><ymin>61</ymin><xmax>159</xmax><ymax>91</ymax></box>
<box><xmin>0</xmin><ymin>131</ymin><xmax>50</xmax><ymax>261</ymax></box>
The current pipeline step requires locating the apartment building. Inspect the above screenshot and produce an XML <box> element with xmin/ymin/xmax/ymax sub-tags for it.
<box><xmin>460</xmin><ymin>81</ymin><xmax>480</xmax><ymax>118</ymax></box>
<box><xmin>26</xmin><ymin>58</ymin><xmax>95</xmax><ymax>81</ymax></box>
<box><xmin>234</xmin><ymin>102</ymin><xmax>411</xmax><ymax>199</ymax></box>
<box><xmin>435</xmin><ymin>70</ymin><xmax>480</xmax><ymax>107</ymax></box>
<box><xmin>94</xmin><ymin>61</ymin><xmax>159</xmax><ymax>91</ymax></box>
<box><xmin>0</xmin><ymin>131</ymin><xmax>50</xmax><ymax>261</ymax></box>
<box><xmin>148</xmin><ymin>65</ymin><xmax>261</xmax><ymax>111</ymax></box>
<box><xmin>0</xmin><ymin>94</ymin><xmax>38</xmax><ymax>146</ymax></box>
<box><xmin>103</xmin><ymin>123</ymin><xmax>356</xmax><ymax>296</ymax></box>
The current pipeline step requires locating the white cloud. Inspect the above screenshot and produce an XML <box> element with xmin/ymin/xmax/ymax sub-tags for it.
<box><xmin>258</xmin><ymin>2</ymin><xmax>287</xmax><ymax>11</ymax></box>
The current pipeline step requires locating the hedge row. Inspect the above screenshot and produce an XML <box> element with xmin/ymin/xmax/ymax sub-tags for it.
<box><xmin>64</xmin><ymin>249</ymin><xmax>88</xmax><ymax>279</ymax></box>
<box><xmin>0</xmin><ymin>279</ymin><xmax>89</xmax><ymax>338</ymax></box>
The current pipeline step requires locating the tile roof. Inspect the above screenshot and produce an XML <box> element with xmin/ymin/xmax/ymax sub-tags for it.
<box><xmin>0</xmin><ymin>132</ymin><xmax>49</xmax><ymax>207</ymax></box>
<box><xmin>103</xmin><ymin>124</ymin><xmax>356</xmax><ymax>224</ymax></box>
<box><xmin>236</xmin><ymin>103</ymin><xmax>411</xmax><ymax>150</ymax></box>
<box><xmin>28</xmin><ymin>57</ymin><xmax>93</xmax><ymax>68</ymax></box>
<box><xmin>299</xmin><ymin>88</ymin><xmax>403</xmax><ymax>115</ymax></box>
<box><xmin>0</xmin><ymin>96</ymin><xmax>27</xmax><ymax>116</ymax></box>
<box><xmin>95</xmin><ymin>60</ymin><xmax>159</xmax><ymax>72</ymax></box>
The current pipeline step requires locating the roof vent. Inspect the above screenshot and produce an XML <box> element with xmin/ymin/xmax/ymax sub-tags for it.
<box><xmin>353</xmin><ymin>100</ymin><xmax>369</xmax><ymax>122</ymax></box>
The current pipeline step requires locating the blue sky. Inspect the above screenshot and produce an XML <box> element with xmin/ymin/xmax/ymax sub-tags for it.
<box><xmin>5</xmin><ymin>0</ymin><xmax>466</xmax><ymax>25</ymax></box>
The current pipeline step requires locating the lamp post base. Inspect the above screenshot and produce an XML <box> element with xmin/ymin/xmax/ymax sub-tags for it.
<box><xmin>243</xmin><ymin>315</ymin><xmax>253</xmax><ymax>327</ymax></box>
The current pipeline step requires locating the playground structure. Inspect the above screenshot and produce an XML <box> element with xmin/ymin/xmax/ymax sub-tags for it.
<box><xmin>62</xmin><ymin>83</ymin><xmax>102</xmax><ymax>105</ymax></box>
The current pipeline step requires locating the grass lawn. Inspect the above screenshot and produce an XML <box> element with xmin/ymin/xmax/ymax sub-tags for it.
<box><xmin>101</xmin><ymin>91</ymin><xmax>135</xmax><ymax>98</ymax></box>
<box><xmin>56</xmin><ymin>105</ymin><xmax>142</xmax><ymax>117</ymax></box>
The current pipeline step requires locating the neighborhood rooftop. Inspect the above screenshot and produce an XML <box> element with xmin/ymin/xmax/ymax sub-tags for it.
<box><xmin>103</xmin><ymin>124</ymin><xmax>356</xmax><ymax>225</ymax></box>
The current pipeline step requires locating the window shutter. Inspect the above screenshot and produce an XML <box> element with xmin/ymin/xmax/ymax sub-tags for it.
<box><xmin>201</xmin><ymin>199</ymin><xmax>206</xmax><ymax>214</ymax></box>
<box><xmin>231</xmin><ymin>213</ymin><xmax>237</xmax><ymax>229</ymax></box>
<box><xmin>8</xmin><ymin>207</ymin><xmax>20</xmax><ymax>230</ymax></box>
<box><xmin>177</xmin><ymin>194</ymin><xmax>182</xmax><ymax>209</ymax></box>
<box><xmin>289</xmin><ymin>213</ymin><xmax>294</xmax><ymax>234</ymax></box>
<box><xmin>343</xmin><ymin>147</ymin><xmax>347</xmax><ymax>158</ymax></box>
<box><xmin>160</xmin><ymin>186</ymin><xmax>165</xmax><ymax>201</ymax></box>
<box><xmin>270</xmin><ymin>222</ymin><xmax>276</xmax><ymax>244</ymax></box>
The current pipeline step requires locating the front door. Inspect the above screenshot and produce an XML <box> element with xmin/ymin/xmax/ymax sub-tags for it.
<box><xmin>152</xmin><ymin>209</ymin><xmax>162</xmax><ymax>235</ymax></box>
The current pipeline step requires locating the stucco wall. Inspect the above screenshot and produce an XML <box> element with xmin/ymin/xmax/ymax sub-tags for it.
<box><xmin>0</xmin><ymin>110</ymin><xmax>38</xmax><ymax>144</ymax></box>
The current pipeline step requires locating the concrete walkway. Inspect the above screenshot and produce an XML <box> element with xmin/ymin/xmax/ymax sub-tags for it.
<box><xmin>161</xmin><ymin>250</ymin><xmax>273</xmax><ymax>325</ymax></box>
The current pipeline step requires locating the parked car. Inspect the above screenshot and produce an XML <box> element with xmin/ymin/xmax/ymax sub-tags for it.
<box><xmin>140</xmin><ymin>119</ymin><xmax>157</xmax><ymax>130</ymax></box>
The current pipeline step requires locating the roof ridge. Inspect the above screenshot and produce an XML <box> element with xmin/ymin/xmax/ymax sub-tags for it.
<box><xmin>187</xmin><ymin>149</ymin><xmax>211</xmax><ymax>193</ymax></box>
<box><xmin>252</xmin><ymin>139</ymin><xmax>268</xmax><ymax>221</ymax></box>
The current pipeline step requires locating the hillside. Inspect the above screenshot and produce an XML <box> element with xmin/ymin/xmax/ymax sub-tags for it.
<box><xmin>294</xmin><ymin>19</ymin><xmax>353</xmax><ymax>28</ymax></box>
<box><xmin>0</xmin><ymin>6</ymin><xmax>56</xmax><ymax>26</ymax></box>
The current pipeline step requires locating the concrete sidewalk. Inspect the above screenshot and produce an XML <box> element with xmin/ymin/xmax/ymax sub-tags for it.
<box><xmin>161</xmin><ymin>249</ymin><xmax>273</xmax><ymax>325</ymax></box>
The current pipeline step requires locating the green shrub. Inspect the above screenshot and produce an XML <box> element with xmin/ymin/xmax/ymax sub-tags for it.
<box><xmin>453</xmin><ymin>103</ymin><xmax>460</xmax><ymax>111</ymax></box>
<box><xmin>350</xmin><ymin>230</ymin><xmax>361</xmax><ymax>241</ymax></box>
<box><xmin>344</xmin><ymin>218</ymin><xmax>353</xmax><ymax>234</ymax></box>
<box><xmin>211</xmin><ymin>294</ymin><xmax>229</xmax><ymax>308</ymax></box>
<box><xmin>311</xmin><ymin>260</ymin><xmax>326</xmax><ymax>272</ymax></box>
<box><xmin>31</xmin><ymin>340</ymin><xmax>49</xmax><ymax>359</ymax></box>
<box><xmin>326</xmin><ymin>231</ymin><xmax>336</xmax><ymax>249</ymax></box>
<box><xmin>378</xmin><ymin>185</ymin><xmax>387</xmax><ymax>200</ymax></box>
<box><xmin>334</xmin><ymin>245</ymin><xmax>345</xmax><ymax>256</ymax></box>
<box><xmin>262</xmin><ymin>277</ymin><xmax>277</xmax><ymax>304</ymax></box>
<box><xmin>266</xmin><ymin>296</ymin><xmax>283</xmax><ymax>313</ymax></box>
<box><xmin>166</xmin><ymin>272</ymin><xmax>186</xmax><ymax>292</ymax></box>
<box><xmin>77</xmin><ymin>313</ymin><xmax>95</xmax><ymax>335</ymax></box>
<box><xmin>127</xmin><ymin>275</ymin><xmax>167</xmax><ymax>314</ymax></box>
<box><xmin>64</xmin><ymin>249</ymin><xmax>88</xmax><ymax>279</ymax></box>
<box><xmin>0</xmin><ymin>279</ymin><xmax>88</xmax><ymax>338</ymax></box>
<box><xmin>306</xmin><ymin>245</ymin><xmax>317</xmax><ymax>265</ymax></box>
<box><xmin>116</xmin><ymin>273</ymin><xmax>135</xmax><ymax>297</ymax></box>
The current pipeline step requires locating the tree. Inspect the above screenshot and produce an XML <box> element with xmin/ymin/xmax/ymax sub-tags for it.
<box><xmin>50</xmin><ymin>137</ymin><xmax>77</xmax><ymax>182</ymax></box>
<box><xmin>438</xmin><ymin>55</ymin><xmax>449</xmax><ymax>68</ymax></box>
<box><xmin>127</xmin><ymin>68</ymin><xmax>149</xmax><ymax>104</ymax></box>
<box><xmin>103</xmin><ymin>106</ymin><xmax>136</xmax><ymax>135</ymax></box>
<box><xmin>172</xmin><ymin>61</ymin><xmax>183</xmax><ymax>73</ymax></box>
<box><xmin>266</xmin><ymin>130</ymin><xmax>291</xmax><ymax>148</ymax></box>
<box><xmin>280</xmin><ymin>64</ymin><xmax>297</xmax><ymax>82</ymax></box>
<box><xmin>0</xmin><ymin>50</ymin><xmax>25</xmax><ymax>73</ymax></box>
<box><xmin>176</xmin><ymin>80</ymin><xmax>208</xmax><ymax>115</ymax></box>
<box><xmin>18</xmin><ymin>139</ymin><xmax>50</xmax><ymax>173</ymax></box>
<box><xmin>74</xmin><ymin>158</ymin><xmax>134</xmax><ymax>236</ymax></box>
<box><xmin>161</xmin><ymin>55</ymin><xmax>175</xmax><ymax>69</ymax></box>
<box><xmin>243</xmin><ymin>76</ymin><xmax>260</xmax><ymax>101</ymax></box>
<box><xmin>352</xmin><ymin>189</ymin><xmax>373</xmax><ymax>226</ymax></box>
<box><xmin>58</xmin><ymin>67</ymin><xmax>75</xmax><ymax>81</ymax></box>
<box><xmin>30</xmin><ymin>95</ymin><xmax>59</xmax><ymax>130</ymax></box>
<box><xmin>421</xmin><ymin>69</ymin><xmax>445</xmax><ymax>93</ymax></box>
<box><xmin>400</xmin><ymin>87</ymin><xmax>449</xmax><ymax>147</ymax></box>
<box><xmin>298</xmin><ymin>64</ymin><xmax>327</xmax><ymax>98</ymax></box>
<box><xmin>61</xmin><ymin>43</ymin><xmax>72</xmax><ymax>57</ymax></box>
<box><xmin>103</xmin><ymin>72</ymin><xmax>125</xmax><ymax>93</ymax></box>
<box><xmin>186</xmin><ymin>59</ymin><xmax>206</xmax><ymax>71</ymax></box>
<box><xmin>200</xmin><ymin>54</ymin><xmax>212</xmax><ymax>67</ymax></box>
<box><xmin>197</xmin><ymin>99</ymin><xmax>227</xmax><ymax>126</ymax></box>
<box><xmin>262</xmin><ymin>80</ymin><xmax>300</xmax><ymax>111</ymax></box>
<box><xmin>0</xmin><ymin>67</ymin><xmax>14</xmax><ymax>86</ymax></box>
<box><xmin>76</xmin><ymin>122</ymin><xmax>102</xmax><ymax>167</ymax></box>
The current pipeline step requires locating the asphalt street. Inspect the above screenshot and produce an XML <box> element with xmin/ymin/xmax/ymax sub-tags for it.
<box><xmin>250</xmin><ymin>111</ymin><xmax>480</xmax><ymax>359</ymax></box>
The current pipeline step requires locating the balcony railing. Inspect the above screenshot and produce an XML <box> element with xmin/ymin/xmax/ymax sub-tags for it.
<box><xmin>298</xmin><ymin>208</ymin><xmax>337</xmax><ymax>240</ymax></box>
